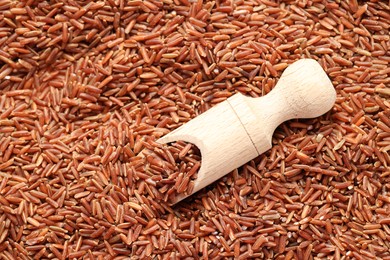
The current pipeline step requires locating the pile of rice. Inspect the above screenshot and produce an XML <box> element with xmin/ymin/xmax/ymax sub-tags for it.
<box><xmin>0</xmin><ymin>0</ymin><xmax>389</xmax><ymax>259</ymax></box>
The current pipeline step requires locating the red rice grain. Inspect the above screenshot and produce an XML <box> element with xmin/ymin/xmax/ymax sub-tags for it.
<box><xmin>0</xmin><ymin>0</ymin><xmax>390</xmax><ymax>259</ymax></box>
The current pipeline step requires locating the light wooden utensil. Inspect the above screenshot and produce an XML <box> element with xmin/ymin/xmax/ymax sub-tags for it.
<box><xmin>159</xmin><ymin>59</ymin><xmax>336</xmax><ymax>204</ymax></box>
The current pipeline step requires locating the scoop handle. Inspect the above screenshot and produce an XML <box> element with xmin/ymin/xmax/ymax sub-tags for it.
<box><xmin>229</xmin><ymin>59</ymin><xmax>336</xmax><ymax>154</ymax></box>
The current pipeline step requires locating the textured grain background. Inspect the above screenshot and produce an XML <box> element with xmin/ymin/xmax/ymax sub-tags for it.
<box><xmin>0</xmin><ymin>0</ymin><xmax>389</xmax><ymax>259</ymax></box>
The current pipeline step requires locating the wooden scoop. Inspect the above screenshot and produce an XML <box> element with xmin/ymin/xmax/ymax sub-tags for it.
<box><xmin>159</xmin><ymin>59</ymin><xmax>336</xmax><ymax>204</ymax></box>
